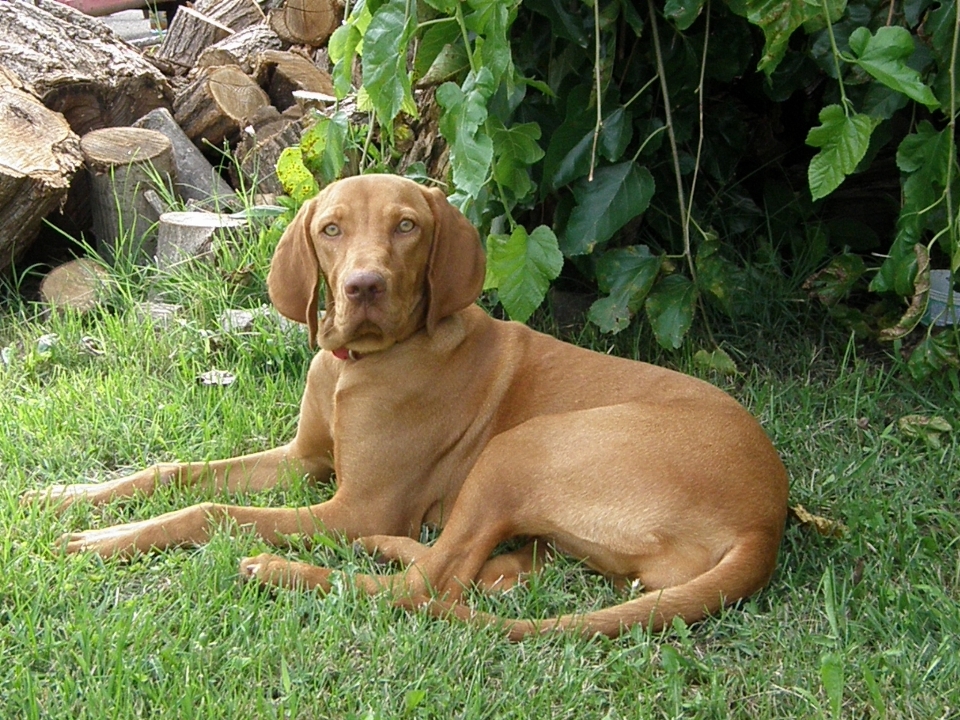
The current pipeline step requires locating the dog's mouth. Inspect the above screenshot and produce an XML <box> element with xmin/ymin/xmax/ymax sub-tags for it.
<box><xmin>320</xmin><ymin>318</ymin><xmax>391</xmax><ymax>356</ymax></box>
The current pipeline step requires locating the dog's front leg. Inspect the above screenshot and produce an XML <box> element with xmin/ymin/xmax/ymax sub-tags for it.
<box><xmin>22</xmin><ymin>445</ymin><xmax>329</xmax><ymax>511</ymax></box>
<box><xmin>61</xmin><ymin>498</ymin><xmax>359</xmax><ymax>559</ymax></box>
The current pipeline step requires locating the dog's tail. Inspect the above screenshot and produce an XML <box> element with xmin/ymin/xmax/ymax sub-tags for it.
<box><xmin>409</xmin><ymin>535</ymin><xmax>778</xmax><ymax>640</ymax></box>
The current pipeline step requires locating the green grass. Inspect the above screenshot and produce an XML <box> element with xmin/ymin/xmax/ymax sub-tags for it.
<box><xmin>1</xmin><ymin>233</ymin><xmax>958</xmax><ymax>719</ymax></box>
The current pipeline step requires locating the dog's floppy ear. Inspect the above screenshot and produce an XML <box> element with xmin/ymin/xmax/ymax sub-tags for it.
<box><xmin>422</xmin><ymin>187</ymin><xmax>486</xmax><ymax>334</ymax></box>
<box><xmin>267</xmin><ymin>199</ymin><xmax>322</xmax><ymax>347</ymax></box>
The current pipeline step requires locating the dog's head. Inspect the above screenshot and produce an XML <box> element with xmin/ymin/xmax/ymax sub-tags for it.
<box><xmin>267</xmin><ymin>175</ymin><xmax>486</xmax><ymax>353</ymax></box>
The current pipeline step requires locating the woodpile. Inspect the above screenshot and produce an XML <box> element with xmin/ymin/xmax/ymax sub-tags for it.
<box><xmin>0</xmin><ymin>0</ymin><xmax>344</xmax><ymax>274</ymax></box>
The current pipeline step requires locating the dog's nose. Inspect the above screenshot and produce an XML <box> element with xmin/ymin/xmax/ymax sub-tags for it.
<box><xmin>344</xmin><ymin>271</ymin><xmax>387</xmax><ymax>303</ymax></box>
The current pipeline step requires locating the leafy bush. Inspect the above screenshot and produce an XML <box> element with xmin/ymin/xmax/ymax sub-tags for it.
<box><xmin>275</xmin><ymin>0</ymin><xmax>959</xmax><ymax>373</ymax></box>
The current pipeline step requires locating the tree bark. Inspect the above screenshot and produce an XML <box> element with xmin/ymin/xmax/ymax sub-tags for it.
<box><xmin>0</xmin><ymin>87</ymin><xmax>84</xmax><ymax>272</ymax></box>
<box><xmin>197</xmin><ymin>24</ymin><xmax>284</xmax><ymax>75</ymax></box>
<box><xmin>80</xmin><ymin>127</ymin><xmax>178</xmax><ymax>263</ymax></box>
<box><xmin>156</xmin><ymin>7</ymin><xmax>234</xmax><ymax>74</ymax></box>
<box><xmin>133</xmin><ymin>107</ymin><xmax>237</xmax><ymax>208</ymax></box>
<box><xmin>0</xmin><ymin>0</ymin><xmax>172</xmax><ymax>135</ymax></box>
<box><xmin>195</xmin><ymin>0</ymin><xmax>266</xmax><ymax>32</ymax></box>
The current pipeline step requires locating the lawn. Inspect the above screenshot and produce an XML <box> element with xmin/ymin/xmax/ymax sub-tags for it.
<box><xmin>1</xmin><ymin>232</ymin><xmax>957</xmax><ymax>719</ymax></box>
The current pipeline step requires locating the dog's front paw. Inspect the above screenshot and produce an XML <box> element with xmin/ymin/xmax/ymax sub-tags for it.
<box><xmin>60</xmin><ymin>519</ymin><xmax>154</xmax><ymax>559</ymax></box>
<box><xmin>22</xmin><ymin>482</ymin><xmax>116</xmax><ymax>511</ymax></box>
<box><xmin>240</xmin><ymin>554</ymin><xmax>333</xmax><ymax>592</ymax></box>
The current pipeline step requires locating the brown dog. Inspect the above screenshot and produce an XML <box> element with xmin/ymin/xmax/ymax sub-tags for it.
<box><xmin>25</xmin><ymin>174</ymin><xmax>789</xmax><ymax>639</ymax></box>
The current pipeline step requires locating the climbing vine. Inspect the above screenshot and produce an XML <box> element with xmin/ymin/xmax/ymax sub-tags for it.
<box><xmin>274</xmin><ymin>0</ymin><xmax>960</xmax><ymax>374</ymax></box>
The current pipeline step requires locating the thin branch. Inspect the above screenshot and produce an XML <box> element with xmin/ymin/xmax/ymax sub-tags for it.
<box><xmin>646</xmin><ymin>0</ymin><xmax>696</xmax><ymax>284</ymax></box>
<box><xmin>946</xmin><ymin>0</ymin><xmax>959</xmax><ymax>273</ymax></box>
<box><xmin>589</xmin><ymin>0</ymin><xmax>603</xmax><ymax>182</ymax></box>
<box><xmin>685</xmin><ymin>1</ymin><xmax>710</xmax><ymax>240</ymax></box>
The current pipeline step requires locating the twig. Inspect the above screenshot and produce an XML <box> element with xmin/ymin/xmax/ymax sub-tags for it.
<box><xmin>588</xmin><ymin>0</ymin><xmax>603</xmax><ymax>182</ymax></box>
<box><xmin>646</xmin><ymin>0</ymin><xmax>696</xmax><ymax>284</ymax></box>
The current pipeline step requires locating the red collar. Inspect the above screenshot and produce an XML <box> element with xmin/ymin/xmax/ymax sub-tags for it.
<box><xmin>331</xmin><ymin>347</ymin><xmax>363</xmax><ymax>361</ymax></box>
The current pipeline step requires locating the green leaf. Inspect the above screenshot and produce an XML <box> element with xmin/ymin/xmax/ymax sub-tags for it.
<box><xmin>491</xmin><ymin>120</ymin><xmax>545</xmax><ymax>203</ymax></box>
<box><xmin>599</xmin><ymin>107</ymin><xmax>633</xmax><ymax>162</ymax></box>
<box><xmin>847</xmin><ymin>26</ymin><xmax>939</xmax><ymax>109</ymax></box>
<box><xmin>588</xmin><ymin>245</ymin><xmax>662</xmax><ymax>333</ymax></box>
<box><xmin>404</xmin><ymin>689</ymin><xmax>427</xmax><ymax>712</ymax></box>
<box><xmin>802</xmin><ymin>253</ymin><xmax>866</xmax><ymax>307</ymax></box>
<box><xmin>907</xmin><ymin>333</ymin><xmax>960</xmax><ymax>381</ymax></box>
<box><xmin>471</xmin><ymin>0</ymin><xmax>514</xmax><ymax>85</ymax></box>
<box><xmin>422</xmin><ymin>0</ymin><xmax>457</xmax><ymax>13</ymax></box>
<box><xmin>299</xmin><ymin>111</ymin><xmax>349</xmax><ymax>185</ymax></box>
<box><xmin>695</xmin><ymin>237</ymin><xmax>744</xmax><ymax>315</ymax></box>
<box><xmin>725</xmin><ymin>0</ymin><xmax>823</xmax><ymax>74</ymax></box>
<box><xmin>879</xmin><ymin>243</ymin><xmax>930</xmax><ymax>341</ymax></box>
<box><xmin>561</xmin><ymin>163</ymin><xmax>655</xmax><ymax>256</ymax></box>
<box><xmin>542</xmin><ymin>95</ymin><xmax>595</xmax><ymax>190</ymax></box>
<box><xmin>820</xmin><ymin>652</ymin><xmax>844</xmax><ymax>720</ymax></box>
<box><xmin>525</xmin><ymin>0</ymin><xmax>589</xmax><ymax>47</ymax></box>
<box><xmin>486</xmin><ymin>225</ymin><xmax>563</xmax><ymax>322</ymax></box>
<box><xmin>870</xmin><ymin>235</ymin><xmax>919</xmax><ymax>296</ymax></box>
<box><xmin>665</xmin><ymin>0</ymin><xmax>706</xmax><ymax>30</ymax></box>
<box><xmin>436</xmin><ymin>69</ymin><xmax>497</xmax><ymax>198</ymax></box>
<box><xmin>275</xmin><ymin>147</ymin><xmax>319</xmax><ymax>204</ymax></box>
<box><xmin>693</xmin><ymin>348</ymin><xmax>739</xmax><ymax>375</ymax></box>
<box><xmin>806</xmin><ymin>105</ymin><xmax>878</xmax><ymax>200</ymax></box>
<box><xmin>415</xmin><ymin>21</ymin><xmax>465</xmax><ymax>82</ymax></box>
<box><xmin>644</xmin><ymin>274</ymin><xmax>698</xmax><ymax>349</ymax></box>
<box><xmin>619</xmin><ymin>0</ymin><xmax>644</xmax><ymax>34</ymax></box>
<box><xmin>328</xmin><ymin>2</ymin><xmax>369</xmax><ymax>98</ymax></box>
<box><xmin>362</xmin><ymin>0</ymin><xmax>417</xmax><ymax>126</ymax></box>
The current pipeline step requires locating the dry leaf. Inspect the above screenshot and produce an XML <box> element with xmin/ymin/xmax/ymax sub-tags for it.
<box><xmin>790</xmin><ymin>504</ymin><xmax>848</xmax><ymax>538</ymax></box>
<box><xmin>898</xmin><ymin>414</ymin><xmax>952</xmax><ymax>448</ymax></box>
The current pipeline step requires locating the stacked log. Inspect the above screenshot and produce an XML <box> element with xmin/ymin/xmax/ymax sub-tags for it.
<box><xmin>0</xmin><ymin>0</ymin><xmax>445</xmax><ymax>281</ymax></box>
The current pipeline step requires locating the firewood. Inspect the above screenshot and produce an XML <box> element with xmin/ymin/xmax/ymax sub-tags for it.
<box><xmin>197</xmin><ymin>24</ymin><xmax>284</xmax><ymax>75</ymax></box>
<box><xmin>156</xmin><ymin>7</ymin><xmax>234</xmax><ymax>74</ymax></box>
<box><xmin>39</xmin><ymin>258</ymin><xmax>113</xmax><ymax>314</ymax></box>
<box><xmin>174</xmin><ymin>66</ymin><xmax>272</xmax><ymax>149</ymax></box>
<box><xmin>195</xmin><ymin>0</ymin><xmax>266</xmax><ymax>32</ymax></box>
<box><xmin>0</xmin><ymin>0</ymin><xmax>171</xmax><ymax>135</ymax></box>
<box><xmin>80</xmin><ymin>127</ymin><xmax>178</xmax><ymax>263</ymax></box>
<box><xmin>0</xmin><ymin>87</ymin><xmax>84</xmax><ymax>272</ymax></box>
<box><xmin>234</xmin><ymin>113</ymin><xmax>307</xmax><ymax>195</ymax></box>
<box><xmin>156</xmin><ymin>211</ymin><xmax>247</xmax><ymax>270</ymax></box>
<box><xmin>134</xmin><ymin>107</ymin><xmax>237</xmax><ymax>208</ymax></box>
<box><xmin>255</xmin><ymin>50</ymin><xmax>335</xmax><ymax>111</ymax></box>
<box><xmin>269</xmin><ymin>0</ymin><xmax>341</xmax><ymax>47</ymax></box>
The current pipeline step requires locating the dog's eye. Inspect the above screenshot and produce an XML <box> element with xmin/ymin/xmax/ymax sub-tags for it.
<box><xmin>397</xmin><ymin>219</ymin><xmax>415</xmax><ymax>233</ymax></box>
<box><xmin>322</xmin><ymin>223</ymin><xmax>341</xmax><ymax>237</ymax></box>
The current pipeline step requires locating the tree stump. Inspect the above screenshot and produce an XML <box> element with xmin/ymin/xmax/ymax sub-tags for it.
<box><xmin>156</xmin><ymin>7</ymin><xmax>234</xmax><ymax>74</ymax></box>
<box><xmin>195</xmin><ymin>0</ymin><xmax>266</xmax><ymax>31</ymax></box>
<box><xmin>0</xmin><ymin>0</ymin><xmax>171</xmax><ymax>135</ymax></box>
<box><xmin>80</xmin><ymin>127</ymin><xmax>178</xmax><ymax>264</ymax></box>
<box><xmin>0</xmin><ymin>87</ymin><xmax>84</xmax><ymax>272</ymax></box>
<box><xmin>255</xmin><ymin>50</ymin><xmax>335</xmax><ymax>111</ymax></box>
<box><xmin>39</xmin><ymin>258</ymin><xmax>113</xmax><ymax>314</ymax></box>
<box><xmin>174</xmin><ymin>66</ymin><xmax>272</xmax><ymax>149</ymax></box>
<box><xmin>156</xmin><ymin>211</ymin><xmax>247</xmax><ymax>270</ymax></box>
<box><xmin>197</xmin><ymin>24</ymin><xmax>284</xmax><ymax>75</ymax></box>
<box><xmin>269</xmin><ymin>0</ymin><xmax>341</xmax><ymax>47</ymax></box>
<box><xmin>134</xmin><ymin>107</ymin><xmax>236</xmax><ymax>207</ymax></box>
